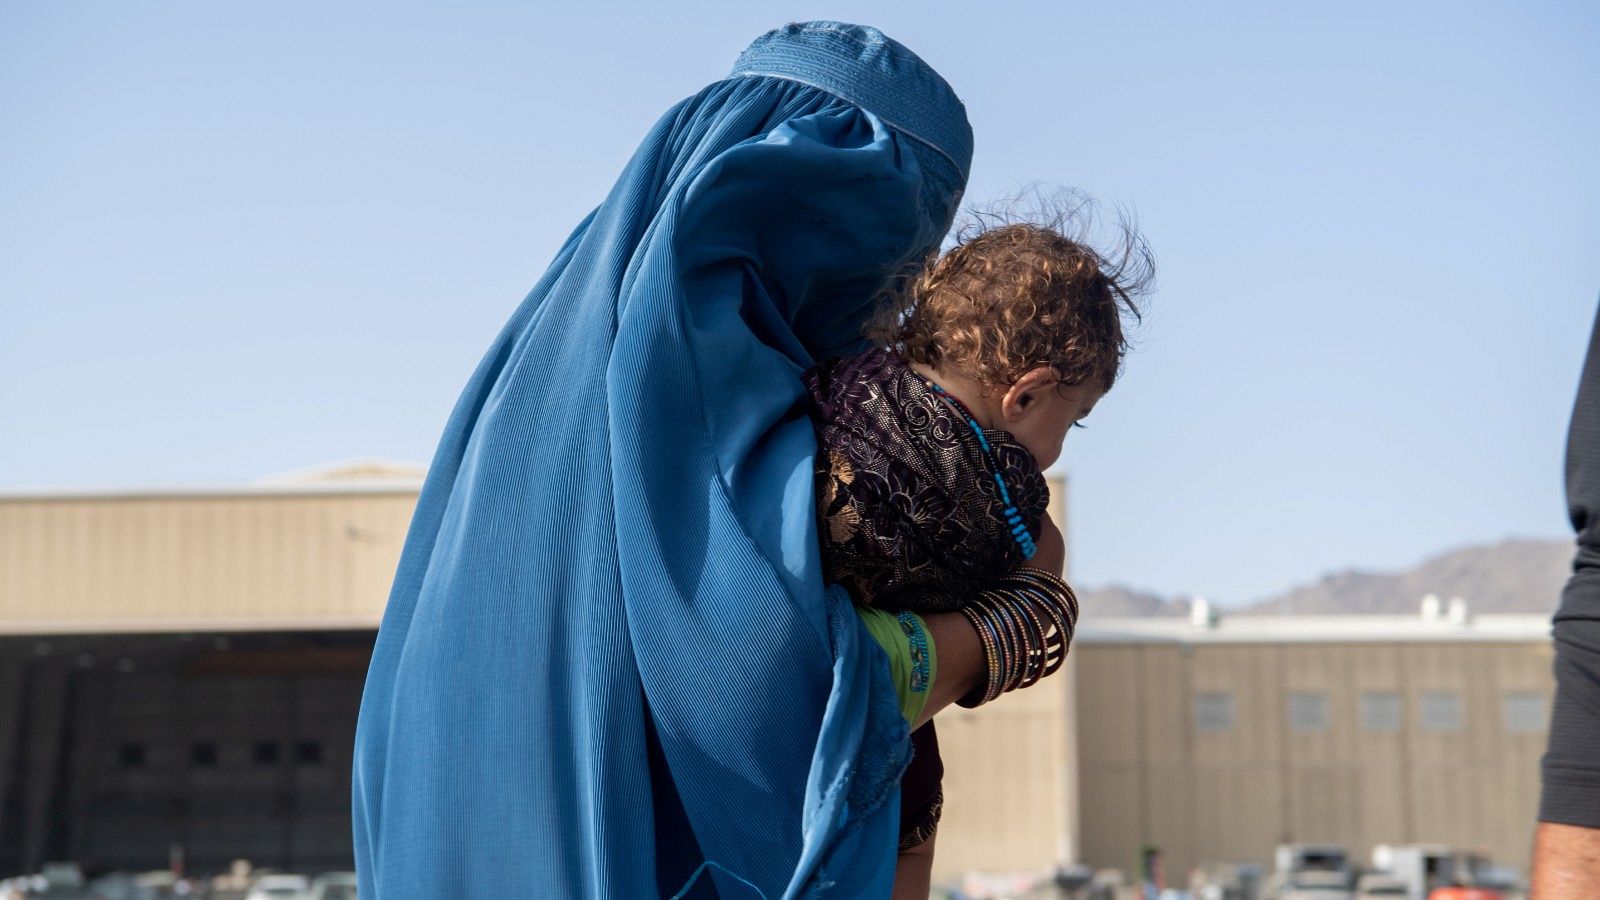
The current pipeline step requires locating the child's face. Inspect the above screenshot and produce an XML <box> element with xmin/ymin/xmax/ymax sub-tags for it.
<box><xmin>998</xmin><ymin>368</ymin><xmax>1104</xmax><ymax>469</ymax></box>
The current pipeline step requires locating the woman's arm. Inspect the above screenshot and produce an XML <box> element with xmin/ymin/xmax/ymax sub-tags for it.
<box><xmin>914</xmin><ymin>612</ymin><xmax>983</xmax><ymax>729</ymax></box>
<box><xmin>914</xmin><ymin>517</ymin><xmax>1067</xmax><ymax>728</ymax></box>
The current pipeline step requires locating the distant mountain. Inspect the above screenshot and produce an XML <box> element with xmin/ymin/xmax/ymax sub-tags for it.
<box><xmin>1242</xmin><ymin>537</ymin><xmax>1573</xmax><ymax>615</ymax></box>
<box><xmin>1076</xmin><ymin>583</ymin><xmax>1188</xmax><ymax>617</ymax></box>
<box><xmin>1078</xmin><ymin>537</ymin><xmax>1575</xmax><ymax>617</ymax></box>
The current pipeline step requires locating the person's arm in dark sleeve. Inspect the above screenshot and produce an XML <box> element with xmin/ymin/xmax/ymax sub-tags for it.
<box><xmin>1535</xmin><ymin>299</ymin><xmax>1600</xmax><ymax>898</ymax></box>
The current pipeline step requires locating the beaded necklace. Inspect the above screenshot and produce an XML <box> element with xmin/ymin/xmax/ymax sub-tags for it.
<box><xmin>920</xmin><ymin>377</ymin><xmax>1037</xmax><ymax>560</ymax></box>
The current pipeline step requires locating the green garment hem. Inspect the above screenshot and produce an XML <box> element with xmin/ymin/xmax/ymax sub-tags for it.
<box><xmin>854</xmin><ymin>605</ymin><xmax>937</xmax><ymax>726</ymax></box>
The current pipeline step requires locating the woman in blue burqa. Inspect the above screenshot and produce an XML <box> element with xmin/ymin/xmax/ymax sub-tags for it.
<box><xmin>353</xmin><ymin>22</ymin><xmax>974</xmax><ymax>899</ymax></box>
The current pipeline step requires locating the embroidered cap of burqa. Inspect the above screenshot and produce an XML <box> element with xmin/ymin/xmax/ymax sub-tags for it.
<box><xmin>351</xmin><ymin>22</ymin><xmax>972</xmax><ymax>899</ymax></box>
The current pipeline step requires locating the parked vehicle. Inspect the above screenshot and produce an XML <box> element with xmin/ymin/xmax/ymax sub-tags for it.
<box><xmin>86</xmin><ymin>872</ymin><xmax>168</xmax><ymax>900</ymax></box>
<box><xmin>1369</xmin><ymin>845</ymin><xmax>1510</xmax><ymax>900</ymax></box>
<box><xmin>1355</xmin><ymin>874</ymin><xmax>1408</xmax><ymax>899</ymax></box>
<box><xmin>245</xmin><ymin>874</ymin><xmax>310</xmax><ymax>900</ymax></box>
<box><xmin>1276</xmin><ymin>846</ymin><xmax>1350</xmax><ymax>877</ymax></box>
<box><xmin>1190</xmin><ymin>861</ymin><xmax>1263</xmax><ymax>900</ymax></box>
<box><xmin>306</xmin><ymin>872</ymin><xmax>357</xmax><ymax>900</ymax></box>
<box><xmin>1370</xmin><ymin>845</ymin><xmax>1455</xmax><ymax>900</ymax></box>
<box><xmin>1279</xmin><ymin>870</ymin><xmax>1354</xmax><ymax>900</ymax></box>
<box><xmin>1273</xmin><ymin>844</ymin><xmax>1354</xmax><ymax>898</ymax></box>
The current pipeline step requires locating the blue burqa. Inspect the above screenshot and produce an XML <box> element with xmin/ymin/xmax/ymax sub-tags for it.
<box><xmin>352</xmin><ymin>22</ymin><xmax>972</xmax><ymax>899</ymax></box>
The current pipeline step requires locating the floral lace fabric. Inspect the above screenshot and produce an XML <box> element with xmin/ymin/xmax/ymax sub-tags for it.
<box><xmin>804</xmin><ymin>347</ymin><xmax>1051</xmax><ymax>613</ymax></box>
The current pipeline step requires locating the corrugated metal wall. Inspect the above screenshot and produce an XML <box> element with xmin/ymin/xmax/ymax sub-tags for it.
<box><xmin>1074</xmin><ymin>640</ymin><xmax>1553</xmax><ymax>879</ymax></box>
<box><xmin>0</xmin><ymin>491</ymin><xmax>412</xmax><ymax>632</ymax></box>
<box><xmin>934</xmin><ymin>669</ymin><xmax>1078</xmax><ymax>878</ymax></box>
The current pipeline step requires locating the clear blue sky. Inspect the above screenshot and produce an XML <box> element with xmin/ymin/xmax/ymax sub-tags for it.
<box><xmin>3</xmin><ymin>2</ymin><xmax>1598</xmax><ymax>604</ymax></box>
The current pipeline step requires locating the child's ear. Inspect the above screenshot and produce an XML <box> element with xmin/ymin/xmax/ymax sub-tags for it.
<box><xmin>1004</xmin><ymin>366</ymin><xmax>1058</xmax><ymax>418</ymax></box>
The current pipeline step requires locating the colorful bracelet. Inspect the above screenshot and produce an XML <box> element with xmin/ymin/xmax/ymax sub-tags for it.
<box><xmin>955</xmin><ymin>567</ymin><xmax>1081</xmax><ymax>707</ymax></box>
<box><xmin>957</xmin><ymin>605</ymin><xmax>1002</xmax><ymax>707</ymax></box>
<box><xmin>896</xmin><ymin>609</ymin><xmax>933</xmax><ymax>695</ymax></box>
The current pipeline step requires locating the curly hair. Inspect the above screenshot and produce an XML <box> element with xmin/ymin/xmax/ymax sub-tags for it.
<box><xmin>866</xmin><ymin>194</ymin><xmax>1152</xmax><ymax>394</ymax></box>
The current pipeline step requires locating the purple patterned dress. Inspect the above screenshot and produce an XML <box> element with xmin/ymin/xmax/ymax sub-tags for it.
<box><xmin>803</xmin><ymin>347</ymin><xmax>1051</xmax><ymax>849</ymax></box>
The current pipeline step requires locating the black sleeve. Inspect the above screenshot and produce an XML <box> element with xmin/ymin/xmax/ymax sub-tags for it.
<box><xmin>1541</xmin><ymin>299</ymin><xmax>1600</xmax><ymax>827</ymax></box>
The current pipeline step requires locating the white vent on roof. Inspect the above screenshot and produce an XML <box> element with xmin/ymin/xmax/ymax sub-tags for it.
<box><xmin>1190</xmin><ymin>597</ymin><xmax>1217</xmax><ymax>628</ymax></box>
<box><xmin>1420</xmin><ymin>594</ymin><xmax>1442</xmax><ymax>620</ymax></box>
<box><xmin>1447</xmin><ymin>596</ymin><xmax>1470</xmax><ymax>625</ymax></box>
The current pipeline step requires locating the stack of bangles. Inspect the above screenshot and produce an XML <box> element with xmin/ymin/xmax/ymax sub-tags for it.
<box><xmin>956</xmin><ymin>566</ymin><xmax>1081</xmax><ymax>708</ymax></box>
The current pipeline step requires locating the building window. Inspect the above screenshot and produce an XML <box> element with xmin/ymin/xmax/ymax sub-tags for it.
<box><xmin>191</xmin><ymin>742</ymin><xmax>218</xmax><ymax>767</ymax></box>
<box><xmin>1288</xmin><ymin>691</ymin><xmax>1329</xmax><ymax>732</ymax></box>
<box><xmin>253</xmin><ymin>741</ymin><xmax>280</xmax><ymax>766</ymax></box>
<box><xmin>1420</xmin><ymin>690</ymin><xmax>1464</xmax><ymax>732</ymax></box>
<box><xmin>119</xmin><ymin>742</ymin><xmax>146</xmax><ymax>768</ymax></box>
<box><xmin>1361</xmin><ymin>691</ymin><xmax>1402</xmax><ymax>733</ymax></box>
<box><xmin>1195</xmin><ymin>691</ymin><xmax>1234</xmax><ymax>732</ymax></box>
<box><xmin>1504</xmin><ymin>691</ymin><xmax>1549</xmax><ymax>734</ymax></box>
<box><xmin>295</xmin><ymin>740</ymin><xmax>323</xmax><ymax>765</ymax></box>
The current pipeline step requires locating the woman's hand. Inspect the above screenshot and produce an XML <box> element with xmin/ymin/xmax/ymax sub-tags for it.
<box><xmin>1031</xmin><ymin>517</ymin><xmax>1065</xmax><ymax>575</ymax></box>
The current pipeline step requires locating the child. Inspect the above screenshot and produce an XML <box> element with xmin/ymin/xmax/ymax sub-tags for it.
<box><xmin>803</xmin><ymin>211</ymin><xmax>1150</xmax><ymax>893</ymax></box>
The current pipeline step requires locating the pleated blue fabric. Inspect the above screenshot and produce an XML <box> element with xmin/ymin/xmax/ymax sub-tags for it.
<box><xmin>351</xmin><ymin>22</ymin><xmax>972</xmax><ymax>900</ymax></box>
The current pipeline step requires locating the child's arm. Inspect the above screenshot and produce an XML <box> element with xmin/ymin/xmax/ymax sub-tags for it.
<box><xmin>1031</xmin><ymin>516</ymin><xmax>1065</xmax><ymax>576</ymax></box>
<box><xmin>893</xmin><ymin>831</ymin><xmax>936</xmax><ymax>900</ymax></box>
<box><xmin>916</xmin><ymin>519</ymin><xmax>1070</xmax><ymax>726</ymax></box>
